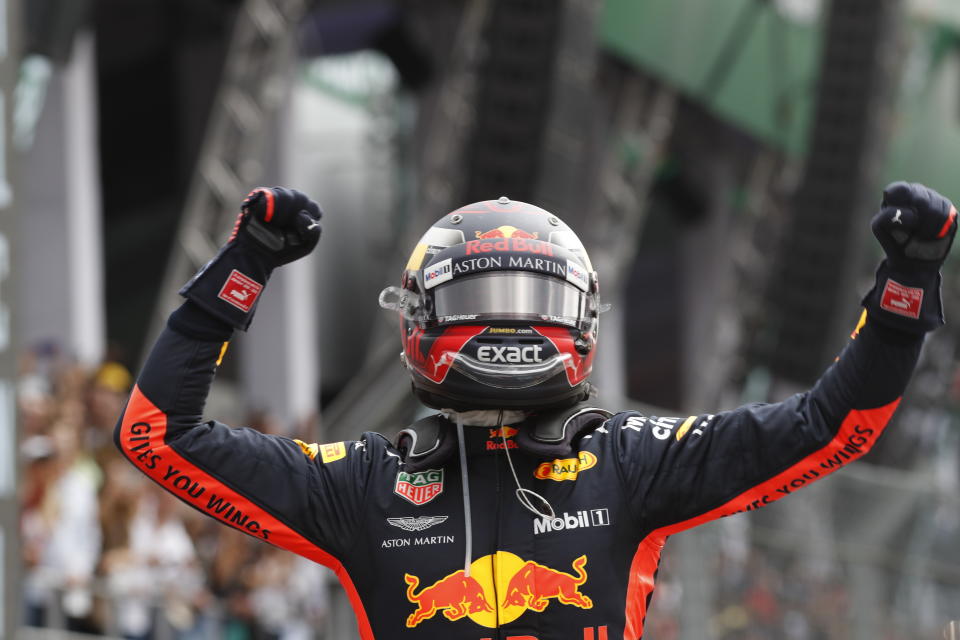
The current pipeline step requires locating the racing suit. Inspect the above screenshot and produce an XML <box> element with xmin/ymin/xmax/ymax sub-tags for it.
<box><xmin>114</xmin><ymin>301</ymin><xmax>922</xmax><ymax>640</ymax></box>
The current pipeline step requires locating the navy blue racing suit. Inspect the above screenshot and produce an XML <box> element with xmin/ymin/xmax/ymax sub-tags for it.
<box><xmin>115</xmin><ymin>307</ymin><xmax>921</xmax><ymax>640</ymax></box>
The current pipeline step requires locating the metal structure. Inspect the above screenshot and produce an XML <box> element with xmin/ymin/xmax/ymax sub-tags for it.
<box><xmin>145</xmin><ymin>0</ymin><xmax>310</xmax><ymax>353</ymax></box>
<box><xmin>759</xmin><ymin>0</ymin><xmax>905</xmax><ymax>383</ymax></box>
<box><xmin>1</xmin><ymin>0</ymin><xmax>21</xmax><ymax>636</ymax></box>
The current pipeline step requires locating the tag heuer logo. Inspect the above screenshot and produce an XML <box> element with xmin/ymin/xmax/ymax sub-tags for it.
<box><xmin>394</xmin><ymin>469</ymin><xmax>444</xmax><ymax>506</ymax></box>
<box><xmin>387</xmin><ymin>516</ymin><xmax>448</xmax><ymax>532</ymax></box>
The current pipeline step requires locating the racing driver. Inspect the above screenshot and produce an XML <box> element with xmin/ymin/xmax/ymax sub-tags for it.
<box><xmin>116</xmin><ymin>182</ymin><xmax>956</xmax><ymax>639</ymax></box>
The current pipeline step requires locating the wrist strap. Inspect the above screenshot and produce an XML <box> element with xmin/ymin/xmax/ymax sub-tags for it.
<box><xmin>860</xmin><ymin>259</ymin><xmax>943</xmax><ymax>334</ymax></box>
<box><xmin>179</xmin><ymin>242</ymin><xmax>273</xmax><ymax>331</ymax></box>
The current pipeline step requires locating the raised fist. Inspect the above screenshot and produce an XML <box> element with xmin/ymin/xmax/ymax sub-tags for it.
<box><xmin>179</xmin><ymin>186</ymin><xmax>323</xmax><ymax>331</ymax></box>
<box><xmin>872</xmin><ymin>181</ymin><xmax>956</xmax><ymax>272</ymax></box>
<box><xmin>862</xmin><ymin>182</ymin><xmax>955</xmax><ymax>333</ymax></box>
<box><xmin>232</xmin><ymin>187</ymin><xmax>322</xmax><ymax>267</ymax></box>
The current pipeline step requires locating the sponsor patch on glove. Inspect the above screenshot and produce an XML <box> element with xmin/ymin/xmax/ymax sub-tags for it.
<box><xmin>217</xmin><ymin>269</ymin><xmax>263</xmax><ymax>313</ymax></box>
<box><xmin>880</xmin><ymin>278</ymin><xmax>923</xmax><ymax>319</ymax></box>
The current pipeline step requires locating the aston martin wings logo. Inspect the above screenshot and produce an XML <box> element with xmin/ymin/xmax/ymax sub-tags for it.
<box><xmin>387</xmin><ymin>516</ymin><xmax>449</xmax><ymax>532</ymax></box>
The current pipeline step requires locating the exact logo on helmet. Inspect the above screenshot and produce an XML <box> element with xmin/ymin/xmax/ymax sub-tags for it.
<box><xmin>476</xmin><ymin>344</ymin><xmax>543</xmax><ymax>364</ymax></box>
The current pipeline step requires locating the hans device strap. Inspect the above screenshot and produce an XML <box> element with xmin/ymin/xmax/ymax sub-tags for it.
<box><xmin>395</xmin><ymin>406</ymin><xmax>612</xmax><ymax>469</ymax></box>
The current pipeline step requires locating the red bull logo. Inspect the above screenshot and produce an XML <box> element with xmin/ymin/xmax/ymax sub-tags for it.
<box><xmin>501</xmin><ymin>554</ymin><xmax>592</xmax><ymax>612</ymax></box>
<box><xmin>403</xmin><ymin>552</ymin><xmax>591</xmax><ymax>628</ymax></box>
<box><xmin>404</xmin><ymin>570</ymin><xmax>494</xmax><ymax>627</ymax></box>
<box><xmin>487</xmin><ymin>426</ymin><xmax>519</xmax><ymax>451</ymax></box>
<box><xmin>466</xmin><ymin>227</ymin><xmax>553</xmax><ymax>257</ymax></box>
<box><xmin>488</xmin><ymin>426</ymin><xmax>518</xmax><ymax>439</ymax></box>
<box><xmin>475</xmin><ymin>225</ymin><xmax>539</xmax><ymax>240</ymax></box>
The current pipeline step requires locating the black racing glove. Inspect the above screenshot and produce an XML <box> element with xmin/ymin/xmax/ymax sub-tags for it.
<box><xmin>862</xmin><ymin>181</ymin><xmax>957</xmax><ymax>333</ymax></box>
<box><xmin>179</xmin><ymin>187</ymin><xmax>322</xmax><ymax>331</ymax></box>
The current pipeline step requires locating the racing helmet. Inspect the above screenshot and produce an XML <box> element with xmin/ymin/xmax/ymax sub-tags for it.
<box><xmin>379</xmin><ymin>197</ymin><xmax>603</xmax><ymax>411</ymax></box>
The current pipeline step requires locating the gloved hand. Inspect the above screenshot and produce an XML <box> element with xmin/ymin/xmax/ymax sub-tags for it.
<box><xmin>862</xmin><ymin>181</ymin><xmax>957</xmax><ymax>333</ymax></box>
<box><xmin>179</xmin><ymin>187</ymin><xmax>322</xmax><ymax>331</ymax></box>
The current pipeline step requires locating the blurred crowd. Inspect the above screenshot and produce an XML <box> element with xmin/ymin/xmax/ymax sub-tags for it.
<box><xmin>17</xmin><ymin>343</ymin><xmax>329</xmax><ymax>640</ymax></box>
<box><xmin>645</xmin><ymin>547</ymin><xmax>897</xmax><ymax>640</ymax></box>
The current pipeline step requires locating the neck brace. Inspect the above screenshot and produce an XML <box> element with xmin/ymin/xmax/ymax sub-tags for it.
<box><xmin>395</xmin><ymin>405</ymin><xmax>612</xmax><ymax>472</ymax></box>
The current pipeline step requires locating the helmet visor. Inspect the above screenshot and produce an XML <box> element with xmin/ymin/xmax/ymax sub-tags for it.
<box><xmin>432</xmin><ymin>272</ymin><xmax>586</xmax><ymax>328</ymax></box>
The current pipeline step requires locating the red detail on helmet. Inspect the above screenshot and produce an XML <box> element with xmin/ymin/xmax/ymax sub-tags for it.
<box><xmin>407</xmin><ymin>325</ymin><xmax>488</xmax><ymax>384</ymax></box>
<box><xmin>533</xmin><ymin>326</ymin><xmax>595</xmax><ymax>386</ymax></box>
<box><xmin>404</xmin><ymin>326</ymin><xmax>426</xmax><ymax>365</ymax></box>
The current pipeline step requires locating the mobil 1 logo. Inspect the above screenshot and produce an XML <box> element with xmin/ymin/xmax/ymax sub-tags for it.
<box><xmin>533</xmin><ymin>508</ymin><xmax>610</xmax><ymax>535</ymax></box>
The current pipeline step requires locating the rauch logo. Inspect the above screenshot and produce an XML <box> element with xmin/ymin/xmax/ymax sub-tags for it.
<box><xmin>395</xmin><ymin>469</ymin><xmax>444</xmax><ymax>506</ymax></box>
<box><xmin>534</xmin><ymin>451</ymin><xmax>598</xmax><ymax>482</ymax></box>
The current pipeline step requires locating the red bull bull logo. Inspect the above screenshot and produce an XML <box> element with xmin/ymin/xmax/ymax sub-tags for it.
<box><xmin>487</xmin><ymin>426</ymin><xmax>519</xmax><ymax>451</ymax></box>
<box><xmin>501</xmin><ymin>554</ymin><xmax>592</xmax><ymax>612</ymax></box>
<box><xmin>475</xmin><ymin>225</ymin><xmax>539</xmax><ymax>240</ymax></box>
<box><xmin>488</xmin><ymin>426</ymin><xmax>518</xmax><ymax>439</ymax></box>
<box><xmin>404</xmin><ymin>570</ymin><xmax>494</xmax><ymax>627</ymax></box>
<box><xmin>403</xmin><ymin>552</ymin><xmax>591</xmax><ymax>628</ymax></box>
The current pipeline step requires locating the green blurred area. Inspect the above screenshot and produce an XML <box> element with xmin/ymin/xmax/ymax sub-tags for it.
<box><xmin>600</xmin><ymin>0</ymin><xmax>960</xmax><ymax>205</ymax></box>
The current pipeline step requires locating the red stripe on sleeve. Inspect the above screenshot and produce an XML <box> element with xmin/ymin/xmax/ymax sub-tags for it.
<box><xmin>118</xmin><ymin>385</ymin><xmax>374</xmax><ymax>640</ymax></box>
<box><xmin>623</xmin><ymin>534</ymin><xmax>665</xmax><ymax>640</ymax></box>
<box><xmin>656</xmin><ymin>400</ymin><xmax>900</xmax><ymax>537</ymax></box>
<box><xmin>658</xmin><ymin>398</ymin><xmax>900</xmax><ymax>536</ymax></box>
<box><xmin>621</xmin><ymin>400</ymin><xmax>900</xmax><ymax>638</ymax></box>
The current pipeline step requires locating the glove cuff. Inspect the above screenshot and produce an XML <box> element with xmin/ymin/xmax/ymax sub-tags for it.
<box><xmin>178</xmin><ymin>242</ymin><xmax>273</xmax><ymax>331</ymax></box>
<box><xmin>860</xmin><ymin>259</ymin><xmax>944</xmax><ymax>334</ymax></box>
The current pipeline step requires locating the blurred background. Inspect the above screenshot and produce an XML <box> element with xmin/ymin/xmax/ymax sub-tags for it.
<box><xmin>2</xmin><ymin>0</ymin><xmax>960</xmax><ymax>638</ymax></box>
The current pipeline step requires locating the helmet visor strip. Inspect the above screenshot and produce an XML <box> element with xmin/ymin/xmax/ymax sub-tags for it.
<box><xmin>431</xmin><ymin>272</ymin><xmax>586</xmax><ymax>329</ymax></box>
